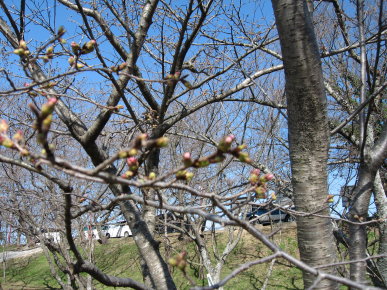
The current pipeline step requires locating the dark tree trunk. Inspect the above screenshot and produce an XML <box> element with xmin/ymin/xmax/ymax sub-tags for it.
<box><xmin>271</xmin><ymin>1</ymin><xmax>338</xmax><ymax>288</ymax></box>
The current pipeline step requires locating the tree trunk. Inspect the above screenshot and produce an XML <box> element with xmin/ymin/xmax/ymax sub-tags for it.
<box><xmin>271</xmin><ymin>1</ymin><xmax>338</xmax><ymax>288</ymax></box>
<box><xmin>374</xmin><ymin>171</ymin><xmax>387</xmax><ymax>287</ymax></box>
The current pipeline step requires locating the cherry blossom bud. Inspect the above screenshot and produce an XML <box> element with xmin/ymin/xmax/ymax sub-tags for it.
<box><xmin>68</xmin><ymin>56</ymin><xmax>75</xmax><ymax>66</ymax></box>
<box><xmin>1</xmin><ymin>138</ymin><xmax>14</xmax><ymax>148</ymax></box>
<box><xmin>14</xmin><ymin>48</ymin><xmax>24</xmax><ymax>55</ymax></box>
<box><xmin>262</xmin><ymin>173</ymin><xmax>275</xmax><ymax>182</ymax></box>
<box><xmin>156</xmin><ymin>137</ymin><xmax>169</xmax><ymax>147</ymax></box>
<box><xmin>126</xmin><ymin>157</ymin><xmax>139</xmax><ymax>171</ymax></box>
<box><xmin>182</xmin><ymin>152</ymin><xmax>192</xmax><ymax>167</ymax></box>
<box><xmin>326</xmin><ymin>194</ymin><xmax>334</xmax><ymax>203</ymax></box>
<box><xmin>41</xmin><ymin>98</ymin><xmax>57</xmax><ymax>117</ymax></box>
<box><xmin>122</xmin><ymin>170</ymin><xmax>135</xmax><ymax>179</ymax></box>
<box><xmin>46</xmin><ymin>46</ymin><xmax>54</xmax><ymax>54</ymax></box>
<box><xmin>76</xmin><ymin>63</ymin><xmax>85</xmax><ymax>69</ymax></box>
<box><xmin>81</xmin><ymin>40</ymin><xmax>96</xmax><ymax>54</ymax></box>
<box><xmin>237</xmin><ymin>152</ymin><xmax>251</xmax><ymax>163</ymax></box>
<box><xmin>13</xmin><ymin>130</ymin><xmax>23</xmax><ymax>142</ymax></box>
<box><xmin>148</xmin><ymin>172</ymin><xmax>157</xmax><ymax>180</ymax></box>
<box><xmin>185</xmin><ymin>171</ymin><xmax>194</xmax><ymax>181</ymax></box>
<box><xmin>217</xmin><ymin>134</ymin><xmax>235</xmax><ymax>152</ymax></box>
<box><xmin>0</xmin><ymin>120</ymin><xmax>9</xmax><ymax>133</ymax></box>
<box><xmin>57</xmin><ymin>26</ymin><xmax>66</xmax><ymax>36</ymax></box>
<box><xmin>71</xmin><ymin>42</ymin><xmax>80</xmax><ymax>54</ymax></box>
<box><xmin>19</xmin><ymin>40</ymin><xmax>27</xmax><ymax>50</ymax></box>
<box><xmin>42</xmin><ymin>115</ymin><xmax>53</xmax><ymax>132</ymax></box>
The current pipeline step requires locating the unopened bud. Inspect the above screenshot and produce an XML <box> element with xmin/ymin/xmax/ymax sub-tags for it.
<box><xmin>46</xmin><ymin>46</ymin><xmax>54</xmax><ymax>54</ymax></box>
<box><xmin>127</xmin><ymin>157</ymin><xmax>139</xmax><ymax>171</ymax></box>
<box><xmin>71</xmin><ymin>42</ymin><xmax>80</xmax><ymax>54</ymax></box>
<box><xmin>156</xmin><ymin>137</ymin><xmax>169</xmax><ymax>147</ymax></box>
<box><xmin>122</xmin><ymin>170</ymin><xmax>135</xmax><ymax>179</ymax></box>
<box><xmin>19</xmin><ymin>40</ymin><xmax>27</xmax><ymax>50</ymax></box>
<box><xmin>0</xmin><ymin>120</ymin><xmax>9</xmax><ymax>133</ymax></box>
<box><xmin>81</xmin><ymin>40</ymin><xmax>96</xmax><ymax>54</ymax></box>
<box><xmin>13</xmin><ymin>48</ymin><xmax>25</xmax><ymax>56</ymax></box>
<box><xmin>13</xmin><ymin>130</ymin><xmax>23</xmax><ymax>142</ymax></box>
<box><xmin>262</xmin><ymin>173</ymin><xmax>274</xmax><ymax>182</ymax></box>
<box><xmin>238</xmin><ymin>152</ymin><xmax>251</xmax><ymax>163</ymax></box>
<box><xmin>68</xmin><ymin>56</ymin><xmax>75</xmax><ymax>66</ymax></box>
<box><xmin>1</xmin><ymin>138</ymin><xmax>14</xmax><ymax>148</ymax></box>
<box><xmin>57</xmin><ymin>26</ymin><xmax>66</xmax><ymax>36</ymax></box>
<box><xmin>148</xmin><ymin>172</ymin><xmax>157</xmax><ymax>180</ymax></box>
<box><xmin>195</xmin><ymin>158</ymin><xmax>210</xmax><ymax>168</ymax></box>
<box><xmin>182</xmin><ymin>152</ymin><xmax>192</xmax><ymax>167</ymax></box>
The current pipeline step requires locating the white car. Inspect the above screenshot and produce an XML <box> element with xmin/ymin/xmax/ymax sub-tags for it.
<box><xmin>104</xmin><ymin>223</ymin><xmax>132</xmax><ymax>238</ymax></box>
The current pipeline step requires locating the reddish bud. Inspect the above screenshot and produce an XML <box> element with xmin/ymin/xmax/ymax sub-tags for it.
<box><xmin>71</xmin><ymin>42</ymin><xmax>80</xmax><ymax>54</ymax></box>
<box><xmin>122</xmin><ymin>170</ymin><xmax>135</xmax><ymax>179</ymax></box>
<box><xmin>262</xmin><ymin>173</ymin><xmax>274</xmax><ymax>182</ymax></box>
<box><xmin>182</xmin><ymin>152</ymin><xmax>192</xmax><ymax>167</ymax></box>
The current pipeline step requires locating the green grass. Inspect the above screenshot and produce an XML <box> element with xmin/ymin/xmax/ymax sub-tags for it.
<box><xmin>0</xmin><ymin>225</ymin><xmax>305</xmax><ymax>289</ymax></box>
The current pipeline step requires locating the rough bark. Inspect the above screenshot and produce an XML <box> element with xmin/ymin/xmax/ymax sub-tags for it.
<box><xmin>271</xmin><ymin>1</ymin><xmax>338</xmax><ymax>288</ymax></box>
<box><xmin>374</xmin><ymin>171</ymin><xmax>387</xmax><ymax>287</ymax></box>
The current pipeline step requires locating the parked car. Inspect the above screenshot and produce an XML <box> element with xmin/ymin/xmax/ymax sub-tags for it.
<box><xmin>104</xmin><ymin>222</ymin><xmax>132</xmax><ymax>238</ymax></box>
<box><xmin>247</xmin><ymin>205</ymin><xmax>295</xmax><ymax>225</ymax></box>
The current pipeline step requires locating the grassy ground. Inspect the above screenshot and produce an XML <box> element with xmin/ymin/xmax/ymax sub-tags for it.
<box><xmin>0</xmin><ymin>223</ymin><xmax>304</xmax><ymax>289</ymax></box>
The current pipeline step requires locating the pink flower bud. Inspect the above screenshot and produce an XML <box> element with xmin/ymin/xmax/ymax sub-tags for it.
<box><xmin>262</xmin><ymin>173</ymin><xmax>274</xmax><ymax>182</ymax></box>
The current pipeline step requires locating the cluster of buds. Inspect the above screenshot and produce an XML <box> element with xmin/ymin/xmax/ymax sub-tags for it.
<box><xmin>29</xmin><ymin>97</ymin><xmax>58</xmax><ymax>147</ymax></box>
<box><xmin>111</xmin><ymin>62</ymin><xmax>128</xmax><ymax>73</ymax></box>
<box><xmin>71</xmin><ymin>39</ymin><xmax>96</xmax><ymax>55</ymax></box>
<box><xmin>326</xmin><ymin>194</ymin><xmax>334</xmax><ymax>203</ymax></box>
<box><xmin>41</xmin><ymin>46</ymin><xmax>54</xmax><ymax>63</ymax></box>
<box><xmin>0</xmin><ymin>120</ymin><xmax>29</xmax><ymax>156</ymax></box>
<box><xmin>68</xmin><ymin>39</ymin><xmax>96</xmax><ymax>69</ymax></box>
<box><xmin>176</xmin><ymin>170</ymin><xmax>194</xmax><ymax>182</ymax></box>
<box><xmin>168</xmin><ymin>251</ymin><xmax>188</xmax><ymax>272</ymax></box>
<box><xmin>120</xmin><ymin>134</ymin><xmax>170</xmax><ymax>180</ymax></box>
<box><xmin>122</xmin><ymin>157</ymin><xmax>139</xmax><ymax>179</ymax></box>
<box><xmin>249</xmin><ymin>168</ymin><xmax>275</xmax><ymax>199</ymax></box>
<box><xmin>13</xmin><ymin>40</ymin><xmax>30</xmax><ymax>57</ymax></box>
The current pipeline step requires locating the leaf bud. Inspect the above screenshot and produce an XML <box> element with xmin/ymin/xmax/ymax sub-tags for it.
<box><xmin>13</xmin><ymin>48</ymin><xmax>25</xmax><ymax>56</ymax></box>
